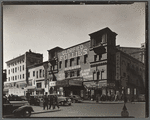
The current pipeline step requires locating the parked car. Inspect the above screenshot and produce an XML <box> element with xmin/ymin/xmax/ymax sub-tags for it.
<box><xmin>3</xmin><ymin>97</ymin><xmax>34</xmax><ymax>118</ymax></box>
<box><xmin>29</xmin><ymin>95</ymin><xmax>40</xmax><ymax>106</ymax></box>
<box><xmin>69</xmin><ymin>95</ymin><xmax>83</xmax><ymax>103</ymax></box>
<box><xmin>48</xmin><ymin>94</ymin><xmax>71</xmax><ymax>106</ymax></box>
<box><xmin>57</xmin><ymin>95</ymin><xmax>71</xmax><ymax>106</ymax></box>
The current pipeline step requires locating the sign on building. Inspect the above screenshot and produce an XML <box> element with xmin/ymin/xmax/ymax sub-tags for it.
<box><xmin>116</xmin><ymin>52</ymin><xmax>121</xmax><ymax>80</ymax></box>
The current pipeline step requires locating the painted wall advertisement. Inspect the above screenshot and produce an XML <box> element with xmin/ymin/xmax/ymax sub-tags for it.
<box><xmin>59</xmin><ymin>44</ymin><xmax>88</xmax><ymax>61</ymax></box>
<box><xmin>116</xmin><ymin>52</ymin><xmax>120</xmax><ymax>80</ymax></box>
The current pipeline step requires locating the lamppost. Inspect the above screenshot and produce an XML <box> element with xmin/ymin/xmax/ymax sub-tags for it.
<box><xmin>121</xmin><ymin>76</ymin><xmax>129</xmax><ymax>117</ymax></box>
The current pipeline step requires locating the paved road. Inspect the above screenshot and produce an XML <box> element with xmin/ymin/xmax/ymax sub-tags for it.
<box><xmin>31</xmin><ymin>102</ymin><xmax>145</xmax><ymax>118</ymax></box>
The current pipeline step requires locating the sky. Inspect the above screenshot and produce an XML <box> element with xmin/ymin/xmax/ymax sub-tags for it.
<box><xmin>3</xmin><ymin>2</ymin><xmax>146</xmax><ymax>69</ymax></box>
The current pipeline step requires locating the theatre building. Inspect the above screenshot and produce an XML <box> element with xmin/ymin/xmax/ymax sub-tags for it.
<box><xmin>3</xmin><ymin>50</ymin><xmax>43</xmax><ymax>96</ymax></box>
<box><xmin>46</xmin><ymin>27</ymin><xmax>145</xmax><ymax>100</ymax></box>
<box><xmin>47</xmin><ymin>27</ymin><xmax>118</xmax><ymax>99</ymax></box>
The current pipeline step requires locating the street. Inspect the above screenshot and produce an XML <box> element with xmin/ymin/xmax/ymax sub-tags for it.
<box><xmin>31</xmin><ymin>101</ymin><xmax>145</xmax><ymax>118</ymax></box>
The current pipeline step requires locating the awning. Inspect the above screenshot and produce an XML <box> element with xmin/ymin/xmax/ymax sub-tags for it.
<box><xmin>56</xmin><ymin>79</ymin><xmax>83</xmax><ymax>87</ymax></box>
<box><xmin>19</xmin><ymin>82</ymin><xmax>27</xmax><ymax>88</ymax></box>
<box><xmin>26</xmin><ymin>86</ymin><xmax>36</xmax><ymax>90</ymax></box>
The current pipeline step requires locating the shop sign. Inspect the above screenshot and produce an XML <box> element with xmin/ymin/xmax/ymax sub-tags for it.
<box><xmin>49</xmin><ymin>81</ymin><xmax>56</xmax><ymax>87</ymax></box>
<box><xmin>116</xmin><ymin>52</ymin><xmax>121</xmax><ymax>80</ymax></box>
<box><xmin>56</xmin><ymin>80</ymin><xmax>68</xmax><ymax>87</ymax></box>
<box><xmin>69</xmin><ymin>80</ymin><xmax>82</xmax><ymax>86</ymax></box>
<box><xmin>81</xmin><ymin>69</ymin><xmax>93</xmax><ymax>79</ymax></box>
<box><xmin>59</xmin><ymin>44</ymin><xmax>88</xmax><ymax>61</ymax></box>
<box><xmin>64</xmin><ymin>65</ymin><xmax>81</xmax><ymax>71</ymax></box>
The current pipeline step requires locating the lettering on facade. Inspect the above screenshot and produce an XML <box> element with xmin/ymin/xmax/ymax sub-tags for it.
<box><xmin>81</xmin><ymin>69</ymin><xmax>92</xmax><ymax>79</ymax></box>
<box><xmin>59</xmin><ymin>45</ymin><xmax>88</xmax><ymax>61</ymax></box>
<box><xmin>49</xmin><ymin>81</ymin><xmax>56</xmax><ymax>87</ymax></box>
<box><xmin>116</xmin><ymin>52</ymin><xmax>120</xmax><ymax>80</ymax></box>
<box><xmin>64</xmin><ymin>65</ymin><xmax>81</xmax><ymax>71</ymax></box>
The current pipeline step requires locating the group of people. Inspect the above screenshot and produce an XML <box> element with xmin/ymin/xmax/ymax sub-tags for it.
<box><xmin>43</xmin><ymin>92</ymin><xmax>60</xmax><ymax>110</ymax></box>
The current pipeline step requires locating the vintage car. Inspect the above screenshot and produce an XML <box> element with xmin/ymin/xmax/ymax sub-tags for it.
<box><xmin>48</xmin><ymin>94</ymin><xmax>71</xmax><ymax>106</ymax></box>
<box><xmin>3</xmin><ymin>97</ymin><xmax>34</xmax><ymax>118</ymax></box>
<box><xmin>69</xmin><ymin>95</ymin><xmax>83</xmax><ymax>103</ymax></box>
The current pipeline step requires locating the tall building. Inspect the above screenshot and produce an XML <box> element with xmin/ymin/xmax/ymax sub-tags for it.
<box><xmin>4</xmin><ymin>50</ymin><xmax>43</xmax><ymax>96</ymax></box>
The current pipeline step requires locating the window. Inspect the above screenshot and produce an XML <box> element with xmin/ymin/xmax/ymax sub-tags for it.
<box><xmin>43</xmin><ymin>70</ymin><xmax>44</xmax><ymax>77</ymax></box>
<box><xmin>15</xmin><ymin>67</ymin><xmax>17</xmax><ymax>72</ymax></box>
<box><xmin>59</xmin><ymin>61</ymin><xmax>62</xmax><ymax>69</ymax></box>
<box><xmin>23</xmin><ymin>74</ymin><xmax>24</xmax><ymax>79</ymax></box>
<box><xmin>77</xmin><ymin>70</ymin><xmax>80</xmax><ymax>76</ymax></box>
<box><xmin>8</xmin><ymin>70</ymin><xmax>10</xmax><ymax>74</ymax></box>
<box><xmin>84</xmin><ymin>55</ymin><xmax>88</xmax><ymax>64</ymax></box>
<box><xmin>70</xmin><ymin>58</ymin><xmax>74</xmax><ymax>66</ymax></box>
<box><xmin>102</xmin><ymin>34</ymin><xmax>107</xmax><ymax>43</ymax></box>
<box><xmin>65</xmin><ymin>60</ymin><xmax>68</xmax><ymax>68</ymax></box>
<box><xmin>40</xmin><ymin>69</ymin><xmax>42</xmax><ymax>78</ymax></box>
<box><xmin>15</xmin><ymin>76</ymin><xmax>17</xmax><ymax>80</ymax></box>
<box><xmin>65</xmin><ymin>72</ymin><xmax>68</xmax><ymax>78</ymax></box>
<box><xmin>37</xmin><ymin>83</ymin><xmax>41</xmax><ymax>88</ymax></box>
<box><xmin>97</xmin><ymin>71</ymin><xmax>100</xmax><ymax>80</ymax></box>
<box><xmin>127</xmin><ymin>88</ymin><xmax>130</xmax><ymax>94</ymax></box>
<box><xmin>94</xmin><ymin>55</ymin><xmax>97</xmax><ymax>62</ymax></box>
<box><xmin>13</xmin><ymin>76</ymin><xmax>14</xmax><ymax>80</ymax></box>
<box><xmin>37</xmin><ymin>71</ymin><xmax>38</xmax><ymax>78</ymax></box>
<box><xmin>70</xmin><ymin>71</ymin><xmax>75</xmax><ymax>77</ymax></box>
<box><xmin>20</xmin><ymin>66</ymin><xmax>21</xmax><ymax>71</ymax></box>
<box><xmin>93</xmin><ymin>72</ymin><xmax>96</xmax><ymax>80</ymax></box>
<box><xmin>77</xmin><ymin>57</ymin><xmax>80</xmax><ymax>65</ymax></box>
<box><xmin>13</xmin><ymin>68</ymin><xmax>14</xmax><ymax>73</ymax></box>
<box><xmin>23</xmin><ymin>65</ymin><xmax>24</xmax><ymax>70</ymax></box>
<box><xmin>20</xmin><ymin>75</ymin><xmax>21</xmax><ymax>79</ymax></box>
<box><xmin>28</xmin><ymin>72</ymin><xmax>30</xmax><ymax>78</ymax></box>
<box><xmin>33</xmin><ymin>71</ymin><xmax>35</xmax><ymax>77</ymax></box>
<box><xmin>18</xmin><ymin>75</ymin><xmax>19</xmax><ymax>79</ymax></box>
<box><xmin>8</xmin><ymin>77</ymin><xmax>10</xmax><ymax>81</ymax></box>
<box><xmin>18</xmin><ymin>67</ymin><xmax>19</xmax><ymax>70</ymax></box>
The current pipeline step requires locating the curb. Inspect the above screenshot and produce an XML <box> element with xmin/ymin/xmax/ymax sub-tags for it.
<box><xmin>32</xmin><ymin>109</ymin><xmax>61</xmax><ymax>114</ymax></box>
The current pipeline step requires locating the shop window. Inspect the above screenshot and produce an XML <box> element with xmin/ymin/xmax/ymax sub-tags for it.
<box><xmin>65</xmin><ymin>60</ymin><xmax>68</xmax><ymax>68</ymax></box>
<box><xmin>84</xmin><ymin>55</ymin><xmax>88</xmax><ymax>64</ymax></box>
<box><xmin>70</xmin><ymin>58</ymin><xmax>74</xmax><ymax>66</ymax></box>
<box><xmin>33</xmin><ymin>71</ymin><xmax>35</xmax><ymax>77</ymax></box>
<box><xmin>77</xmin><ymin>57</ymin><xmax>80</xmax><ymax>65</ymax></box>
<box><xmin>77</xmin><ymin>70</ymin><xmax>80</xmax><ymax>76</ymax></box>
<box><xmin>59</xmin><ymin>61</ymin><xmax>62</xmax><ymax>69</ymax></box>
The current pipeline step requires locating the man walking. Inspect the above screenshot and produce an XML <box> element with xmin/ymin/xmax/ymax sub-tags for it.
<box><xmin>49</xmin><ymin>95</ymin><xmax>54</xmax><ymax>110</ymax></box>
<box><xmin>43</xmin><ymin>92</ymin><xmax>48</xmax><ymax>110</ymax></box>
<box><xmin>54</xmin><ymin>95</ymin><xmax>60</xmax><ymax>109</ymax></box>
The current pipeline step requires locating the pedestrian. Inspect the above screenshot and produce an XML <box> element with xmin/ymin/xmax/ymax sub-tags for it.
<box><xmin>49</xmin><ymin>95</ymin><xmax>54</xmax><ymax>110</ymax></box>
<box><xmin>54</xmin><ymin>95</ymin><xmax>60</xmax><ymax>109</ymax></box>
<box><xmin>43</xmin><ymin>92</ymin><xmax>48</xmax><ymax>110</ymax></box>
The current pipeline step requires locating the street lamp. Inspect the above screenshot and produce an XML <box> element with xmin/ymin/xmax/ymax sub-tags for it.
<box><xmin>121</xmin><ymin>77</ymin><xmax>129</xmax><ymax>117</ymax></box>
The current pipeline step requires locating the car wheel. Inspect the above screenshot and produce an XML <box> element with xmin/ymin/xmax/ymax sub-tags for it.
<box><xmin>23</xmin><ymin>110</ymin><xmax>31</xmax><ymax>117</ymax></box>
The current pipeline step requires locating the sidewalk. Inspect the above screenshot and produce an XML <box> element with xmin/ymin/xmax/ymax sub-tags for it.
<box><xmin>82</xmin><ymin>100</ymin><xmax>124</xmax><ymax>104</ymax></box>
<box><xmin>31</xmin><ymin>105</ymin><xmax>60</xmax><ymax>114</ymax></box>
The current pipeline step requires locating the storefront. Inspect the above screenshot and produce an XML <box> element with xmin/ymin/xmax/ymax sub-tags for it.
<box><xmin>56</xmin><ymin>78</ymin><xmax>83</xmax><ymax>97</ymax></box>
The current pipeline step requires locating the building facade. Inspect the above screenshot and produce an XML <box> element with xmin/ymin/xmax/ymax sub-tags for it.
<box><xmin>45</xmin><ymin>27</ymin><xmax>145</xmax><ymax>101</ymax></box>
<box><xmin>4</xmin><ymin>50</ymin><xmax>43</xmax><ymax>96</ymax></box>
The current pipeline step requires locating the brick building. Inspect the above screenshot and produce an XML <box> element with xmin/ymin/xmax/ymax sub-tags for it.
<box><xmin>4</xmin><ymin>50</ymin><xmax>43</xmax><ymax>96</ymax></box>
<box><xmin>45</xmin><ymin>27</ymin><xmax>145</xmax><ymax>101</ymax></box>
